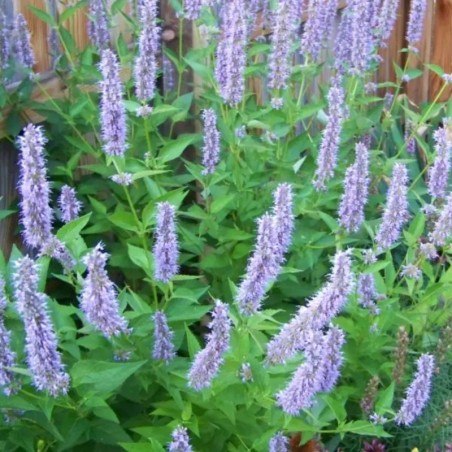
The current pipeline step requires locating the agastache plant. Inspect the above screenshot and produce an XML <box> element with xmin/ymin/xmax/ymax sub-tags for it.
<box><xmin>318</xmin><ymin>326</ymin><xmax>346</xmax><ymax>392</ymax></box>
<box><xmin>13</xmin><ymin>257</ymin><xmax>70</xmax><ymax>396</ymax></box>
<box><xmin>134</xmin><ymin>0</ymin><xmax>160</xmax><ymax>103</ymax></box>
<box><xmin>236</xmin><ymin>213</ymin><xmax>281</xmax><ymax>316</ymax></box>
<box><xmin>17</xmin><ymin>124</ymin><xmax>53</xmax><ymax>249</ymax></box>
<box><xmin>201</xmin><ymin>108</ymin><xmax>221</xmax><ymax>175</ymax></box>
<box><xmin>168</xmin><ymin>426</ymin><xmax>193</xmax><ymax>452</ymax></box>
<box><xmin>14</xmin><ymin>14</ymin><xmax>35</xmax><ymax>70</ymax></box>
<box><xmin>0</xmin><ymin>277</ymin><xmax>20</xmax><ymax>396</ymax></box>
<box><xmin>427</xmin><ymin>124</ymin><xmax>451</xmax><ymax>199</ymax></box>
<box><xmin>88</xmin><ymin>0</ymin><xmax>109</xmax><ymax>50</ymax></box>
<box><xmin>268</xmin><ymin>0</ymin><xmax>299</xmax><ymax>93</ymax></box>
<box><xmin>406</xmin><ymin>0</ymin><xmax>428</xmax><ymax>52</ymax></box>
<box><xmin>357</xmin><ymin>273</ymin><xmax>380</xmax><ymax>314</ymax></box>
<box><xmin>99</xmin><ymin>48</ymin><xmax>128</xmax><ymax>157</ymax></box>
<box><xmin>338</xmin><ymin>142</ymin><xmax>370</xmax><ymax>233</ymax></box>
<box><xmin>430</xmin><ymin>193</ymin><xmax>452</xmax><ymax>246</ymax></box>
<box><xmin>268</xmin><ymin>432</ymin><xmax>289</xmax><ymax>452</ymax></box>
<box><xmin>375</xmin><ymin>163</ymin><xmax>410</xmax><ymax>251</ymax></box>
<box><xmin>0</xmin><ymin>12</ymin><xmax>10</xmax><ymax>72</ymax></box>
<box><xmin>395</xmin><ymin>354</ymin><xmax>435</xmax><ymax>425</ymax></box>
<box><xmin>58</xmin><ymin>185</ymin><xmax>82</xmax><ymax>223</ymax></box>
<box><xmin>214</xmin><ymin>0</ymin><xmax>248</xmax><ymax>106</ymax></box>
<box><xmin>266</xmin><ymin>250</ymin><xmax>353</xmax><ymax>365</ymax></box>
<box><xmin>153</xmin><ymin>202</ymin><xmax>179</xmax><ymax>283</ymax></box>
<box><xmin>152</xmin><ymin>311</ymin><xmax>175</xmax><ymax>363</ymax></box>
<box><xmin>375</xmin><ymin>0</ymin><xmax>401</xmax><ymax>47</ymax></box>
<box><xmin>313</xmin><ymin>78</ymin><xmax>348</xmax><ymax>190</ymax></box>
<box><xmin>80</xmin><ymin>244</ymin><xmax>130</xmax><ymax>337</ymax></box>
<box><xmin>188</xmin><ymin>300</ymin><xmax>231</xmax><ymax>390</ymax></box>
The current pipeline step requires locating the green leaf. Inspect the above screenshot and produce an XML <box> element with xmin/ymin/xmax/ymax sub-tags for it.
<box><xmin>375</xmin><ymin>382</ymin><xmax>395</xmax><ymax>412</ymax></box>
<box><xmin>127</xmin><ymin>244</ymin><xmax>153</xmax><ymax>276</ymax></box>
<box><xmin>57</xmin><ymin>213</ymin><xmax>92</xmax><ymax>242</ymax></box>
<box><xmin>28</xmin><ymin>6</ymin><xmax>56</xmax><ymax>26</ymax></box>
<box><xmin>71</xmin><ymin>360</ymin><xmax>146</xmax><ymax>394</ymax></box>
<box><xmin>159</xmin><ymin>134</ymin><xmax>199</xmax><ymax>163</ymax></box>
<box><xmin>109</xmin><ymin>211</ymin><xmax>140</xmax><ymax>232</ymax></box>
<box><xmin>211</xmin><ymin>194</ymin><xmax>236</xmax><ymax>214</ymax></box>
<box><xmin>184</xmin><ymin>324</ymin><xmax>201</xmax><ymax>358</ymax></box>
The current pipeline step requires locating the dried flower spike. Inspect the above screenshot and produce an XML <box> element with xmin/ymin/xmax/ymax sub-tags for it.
<box><xmin>393</xmin><ymin>326</ymin><xmax>410</xmax><ymax>385</ymax></box>
<box><xmin>80</xmin><ymin>243</ymin><xmax>130</xmax><ymax>337</ymax></box>
<box><xmin>13</xmin><ymin>257</ymin><xmax>70</xmax><ymax>396</ymax></box>
<box><xmin>360</xmin><ymin>376</ymin><xmax>380</xmax><ymax>414</ymax></box>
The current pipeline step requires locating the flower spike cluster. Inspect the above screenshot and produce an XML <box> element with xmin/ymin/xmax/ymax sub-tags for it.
<box><xmin>0</xmin><ymin>277</ymin><xmax>20</xmax><ymax>396</ymax></box>
<box><xmin>215</xmin><ymin>0</ymin><xmax>248</xmax><ymax>106</ymax></box>
<box><xmin>430</xmin><ymin>193</ymin><xmax>452</xmax><ymax>246</ymax></box>
<box><xmin>375</xmin><ymin>0</ymin><xmax>401</xmax><ymax>47</ymax></box>
<box><xmin>427</xmin><ymin>124</ymin><xmax>451</xmax><ymax>200</ymax></box>
<box><xmin>338</xmin><ymin>142</ymin><xmax>370</xmax><ymax>232</ymax></box>
<box><xmin>406</xmin><ymin>0</ymin><xmax>428</xmax><ymax>52</ymax></box>
<box><xmin>0</xmin><ymin>12</ymin><xmax>10</xmax><ymax>72</ymax></box>
<box><xmin>152</xmin><ymin>311</ymin><xmax>175</xmax><ymax>363</ymax></box>
<box><xmin>99</xmin><ymin>48</ymin><xmax>128</xmax><ymax>157</ymax></box>
<box><xmin>88</xmin><ymin>0</ymin><xmax>109</xmax><ymax>50</ymax></box>
<box><xmin>313</xmin><ymin>78</ymin><xmax>348</xmax><ymax>190</ymax></box>
<box><xmin>268</xmin><ymin>432</ymin><xmax>289</xmax><ymax>452</ymax></box>
<box><xmin>272</xmin><ymin>183</ymin><xmax>295</xmax><ymax>261</ymax></box>
<box><xmin>14</xmin><ymin>14</ymin><xmax>35</xmax><ymax>70</ymax></box>
<box><xmin>134</xmin><ymin>0</ymin><xmax>160</xmax><ymax>103</ymax></box>
<box><xmin>153</xmin><ymin>202</ymin><xmax>179</xmax><ymax>283</ymax></box>
<box><xmin>13</xmin><ymin>257</ymin><xmax>70</xmax><ymax>396</ymax></box>
<box><xmin>395</xmin><ymin>353</ymin><xmax>435</xmax><ymax>425</ymax></box>
<box><xmin>375</xmin><ymin>163</ymin><xmax>410</xmax><ymax>251</ymax></box>
<box><xmin>188</xmin><ymin>301</ymin><xmax>231</xmax><ymax>390</ymax></box>
<box><xmin>201</xmin><ymin>108</ymin><xmax>221</xmax><ymax>175</ymax></box>
<box><xmin>168</xmin><ymin>426</ymin><xmax>193</xmax><ymax>452</ymax></box>
<box><xmin>59</xmin><ymin>185</ymin><xmax>82</xmax><ymax>223</ymax></box>
<box><xmin>17</xmin><ymin>124</ymin><xmax>53</xmax><ymax>249</ymax></box>
<box><xmin>80</xmin><ymin>244</ymin><xmax>130</xmax><ymax>337</ymax></box>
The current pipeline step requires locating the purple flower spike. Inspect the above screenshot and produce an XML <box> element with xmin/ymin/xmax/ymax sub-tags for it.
<box><xmin>0</xmin><ymin>12</ymin><xmax>10</xmax><ymax>71</ymax></box>
<box><xmin>427</xmin><ymin>125</ymin><xmax>451</xmax><ymax>200</ymax></box>
<box><xmin>338</xmin><ymin>142</ymin><xmax>370</xmax><ymax>232</ymax></box>
<box><xmin>80</xmin><ymin>244</ymin><xmax>130</xmax><ymax>337</ymax></box>
<box><xmin>99</xmin><ymin>48</ymin><xmax>127</xmax><ymax>157</ymax></box>
<box><xmin>406</xmin><ymin>0</ymin><xmax>428</xmax><ymax>52</ymax></box>
<box><xmin>313</xmin><ymin>79</ymin><xmax>348</xmax><ymax>191</ymax></box>
<box><xmin>268</xmin><ymin>0</ymin><xmax>299</xmax><ymax>90</ymax></box>
<box><xmin>17</xmin><ymin>124</ymin><xmax>53</xmax><ymax>249</ymax></box>
<box><xmin>201</xmin><ymin>108</ymin><xmax>221</xmax><ymax>175</ymax></box>
<box><xmin>404</xmin><ymin>121</ymin><xmax>417</xmax><ymax>155</ymax></box>
<box><xmin>430</xmin><ymin>193</ymin><xmax>452</xmax><ymax>246</ymax></box>
<box><xmin>88</xmin><ymin>0</ymin><xmax>110</xmax><ymax>50</ymax></box>
<box><xmin>153</xmin><ymin>202</ymin><xmax>179</xmax><ymax>283</ymax></box>
<box><xmin>236</xmin><ymin>214</ymin><xmax>281</xmax><ymax>316</ymax></box>
<box><xmin>215</xmin><ymin>0</ymin><xmax>248</xmax><ymax>106</ymax></box>
<box><xmin>168</xmin><ymin>426</ymin><xmax>193</xmax><ymax>452</ymax></box>
<box><xmin>134</xmin><ymin>0</ymin><xmax>160</xmax><ymax>102</ymax></box>
<box><xmin>334</xmin><ymin>8</ymin><xmax>353</xmax><ymax>74</ymax></box>
<box><xmin>40</xmin><ymin>236</ymin><xmax>75</xmax><ymax>271</ymax></box>
<box><xmin>59</xmin><ymin>185</ymin><xmax>82</xmax><ymax>223</ymax></box>
<box><xmin>152</xmin><ymin>311</ymin><xmax>175</xmax><ymax>363</ymax></box>
<box><xmin>395</xmin><ymin>354</ymin><xmax>435</xmax><ymax>425</ymax></box>
<box><xmin>188</xmin><ymin>300</ymin><xmax>231</xmax><ymax>391</ymax></box>
<box><xmin>184</xmin><ymin>0</ymin><xmax>202</xmax><ymax>20</ymax></box>
<box><xmin>0</xmin><ymin>277</ymin><xmax>20</xmax><ymax>396</ymax></box>
<box><xmin>13</xmin><ymin>257</ymin><xmax>70</xmax><ymax>396</ymax></box>
<box><xmin>269</xmin><ymin>432</ymin><xmax>289</xmax><ymax>452</ymax></box>
<box><xmin>375</xmin><ymin>0</ymin><xmax>401</xmax><ymax>47</ymax></box>
<box><xmin>357</xmin><ymin>273</ymin><xmax>380</xmax><ymax>314</ymax></box>
<box><xmin>272</xmin><ymin>183</ymin><xmax>295</xmax><ymax>261</ymax></box>
<box><xmin>14</xmin><ymin>14</ymin><xmax>35</xmax><ymax>70</ymax></box>
<box><xmin>375</xmin><ymin>163</ymin><xmax>410</xmax><ymax>251</ymax></box>
<box><xmin>318</xmin><ymin>326</ymin><xmax>345</xmax><ymax>392</ymax></box>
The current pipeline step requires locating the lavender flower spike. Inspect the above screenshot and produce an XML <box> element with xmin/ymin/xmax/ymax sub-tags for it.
<box><xmin>13</xmin><ymin>257</ymin><xmax>69</xmax><ymax>396</ymax></box>
<box><xmin>236</xmin><ymin>214</ymin><xmax>281</xmax><ymax>316</ymax></box>
<box><xmin>406</xmin><ymin>0</ymin><xmax>428</xmax><ymax>52</ymax></box>
<box><xmin>269</xmin><ymin>432</ymin><xmax>289</xmax><ymax>452</ymax></box>
<box><xmin>88</xmin><ymin>0</ymin><xmax>110</xmax><ymax>50</ymax></box>
<box><xmin>318</xmin><ymin>326</ymin><xmax>345</xmax><ymax>392</ymax></box>
<box><xmin>80</xmin><ymin>244</ymin><xmax>130</xmax><ymax>337</ymax></box>
<box><xmin>338</xmin><ymin>142</ymin><xmax>370</xmax><ymax>232</ymax></box>
<box><xmin>188</xmin><ymin>300</ymin><xmax>231</xmax><ymax>391</ymax></box>
<box><xmin>430</xmin><ymin>193</ymin><xmax>452</xmax><ymax>246</ymax></box>
<box><xmin>201</xmin><ymin>108</ymin><xmax>221</xmax><ymax>175</ymax></box>
<box><xmin>184</xmin><ymin>0</ymin><xmax>202</xmax><ymax>20</ymax></box>
<box><xmin>153</xmin><ymin>202</ymin><xmax>179</xmax><ymax>283</ymax></box>
<box><xmin>134</xmin><ymin>0</ymin><xmax>160</xmax><ymax>102</ymax></box>
<box><xmin>99</xmin><ymin>48</ymin><xmax>127</xmax><ymax>157</ymax></box>
<box><xmin>0</xmin><ymin>12</ymin><xmax>10</xmax><ymax>71</ymax></box>
<box><xmin>375</xmin><ymin>163</ymin><xmax>410</xmax><ymax>251</ymax></box>
<box><xmin>272</xmin><ymin>183</ymin><xmax>295</xmax><ymax>261</ymax></box>
<box><xmin>375</xmin><ymin>0</ymin><xmax>401</xmax><ymax>47</ymax></box>
<box><xmin>313</xmin><ymin>79</ymin><xmax>348</xmax><ymax>191</ymax></box>
<box><xmin>168</xmin><ymin>426</ymin><xmax>193</xmax><ymax>452</ymax></box>
<box><xmin>268</xmin><ymin>0</ymin><xmax>299</xmax><ymax>91</ymax></box>
<box><xmin>427</xmin><ymin>125</ymin><xmax>451</xmax><ymax>200</ymax></box>
<box><xmin>17</xmin><ymin>124</ymin><xmax>53</xmax><ymax>249</ymax></box>
<box><xmin>152</xmin><ymin>311</ymin><xmax>175</xmax><ymax>363</ymax></box>
<box><xmin>214</xmin><ymin>0</ymin><xmax>248</xmax><ymax>106</ymax></box>
<box><xmin>357</xmin><ymin>273</ymin><xmax>380</xmax><ymax>314</ymax></box>
<box><xmin>395</xmin><ymin>353</ymin><xmax>435</xmax><ymax>425</ymax></box>
<box><xmin>14</xmin><ymin>14</ymin><xmax>35</xmax><ymax>69</ymax></box>
<box><xmin>59</xmin><ymin>185</ymin><xmax>82</xmax><ymax>223</ymax></box>
<box><xmin>0</xmin><ymin>277</ymin><xmax>20</xmax><ymax>396</ymax></box>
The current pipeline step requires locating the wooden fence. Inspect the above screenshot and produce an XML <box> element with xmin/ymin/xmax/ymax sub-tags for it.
<box><xmin>0</xmin><ymin>0</ymin><xmax>451</xmax><ymax>257</ymax></box>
